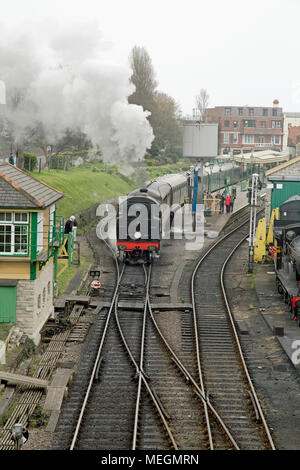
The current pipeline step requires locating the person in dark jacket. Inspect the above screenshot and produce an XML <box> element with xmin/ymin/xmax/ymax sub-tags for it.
<box><xmin>230</xmin><ymin>192</ymin><xmax>236</xmax><ymax>212</ymax></box>
<box><xmin>9</xmin><ymin>153</ymin><xmax>15</xmax><ymax>165</ymax></box>
<box><xmin>64</xmin><ymin>216</ymin><xmax>77</xmax><ymax>252</ymax></box>
<box><xmin>220</xmin><ymin>193</ymin><xmax>225</xmax><ymax>214</ymax></box>
<box><xmin>64</xmin><ymin>215</ymin><xmax>76</xmax><ymax>234</ymax></box>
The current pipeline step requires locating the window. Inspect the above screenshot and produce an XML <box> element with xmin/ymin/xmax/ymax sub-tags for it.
<box><xmin>49</xmin><ymin>204</ymin><xmax>55</xmax><ymax>243</ymax></box>
<box><xmin>249</xmin><ymin>108</ymin><xmax>254</xmax><ymax>116</ymax></box>
<box><xmin>244</xmin><ymin>120</ymin><xmax>256</xmax><ymax>128</ymax></box>
<box><xmin>14</xmin><ymin>226</ymin><xmax>28</xmax><ymax>253</ymax></box>
<box><xmin>0</xmin><ymin>212</ymin><xmax>29</xmax><ymax>255</ymax></box>
<box><xmin>272</xmin><ymin>108</ymin><xmax>278</xmax><ymax>116</ymax></box>
<box><xmin>37</xmin><ymin>212</ymin><xmax>44</xmax><ymax>254</ymax></box>
<box><xmin>14</xmin><ymin>213</ymin><xmax>29</xmax><ymax>223</ymax></box>
<box><xmin>260</xmin><ymin>121</ymin><xmax>266</xmax><ymax>128</ymax></box>
<box><xmin>263</xmin><ymin>108</ymin><xmax>268</xmax><ymax>116</ymax></box>
<box><xmin>271</xmin><ymin>135</ymin><xmax>281</xmax><ymax>145</ymax></box>
<box><xmin>0</xmin><ymin>225</ymin><xmax>12</xmax><ymax>253</ymax></box>
<box><xmin>238</xmin><ymin>108</ymin><xmax>243</xmax><ymax>116</ymax></box>
<box><xmin>0</xmin><ymin>212</ymin><xmax>12</xmax><ymax>222</ymax></box>
<box><xmin>233</xmin><ymin>121</ymin><xmax>237</xmax><ymax>128</ymax></box>
<box><xmin>271</xmin><ymin>120</ymin><xmax>282</xmax><ymax>128</ymax></box>
<box><xmin>233</xmin><ymin>133</ymin><xmax>238</xmax><ymax>144</ymax></box>
<box><xmin>224</xmin><ymin>120</ymin><xmax>230</xmax><ymax>127</ymax></box>
<box><xmin>223</xmin><ymin>132</ymin><xmax>229</xmax><ymax>143</ymax></box>
<box><xmin>243</xmin><ymin>134</ymin><xmax>255</xmax><ymax>144</ymax></box>
<box><xmin>225</xmin><ymin>107</ymin><xmax>231</xmax><ymax>116</ymax></box>
<box><xmin>258</xmin><ymin>136</ymin><xmax>265</xmax><ymax>144</ymax></box>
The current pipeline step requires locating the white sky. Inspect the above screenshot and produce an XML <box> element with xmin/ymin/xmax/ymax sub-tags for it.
<box><xmin>2</xmin><ymin>0</ymin><xmax>300</xmax><ymax>115</ymax></box>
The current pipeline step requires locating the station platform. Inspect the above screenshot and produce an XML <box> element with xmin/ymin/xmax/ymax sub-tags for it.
<box><xmin>203</xmin><ymin>182</ymin><xmax>249</xmax><ymax>235</ymax></box>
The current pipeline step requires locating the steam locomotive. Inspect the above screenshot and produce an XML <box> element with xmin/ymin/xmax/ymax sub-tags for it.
<box><xmin>273</xmin><ymin>195</ymin><xmax>300</xmax><ymax>320</ymax></box>
<box><xmin>116</xmin><ymin>173</ymin><xmax>190</xmax><ymax>263</ymax></box>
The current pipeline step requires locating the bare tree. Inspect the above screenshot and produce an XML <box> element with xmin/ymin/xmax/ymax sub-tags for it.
<box><xmin>195</xmin><ymin>88</ymin><xmax>210</xmax><ymax>122</ymax></box>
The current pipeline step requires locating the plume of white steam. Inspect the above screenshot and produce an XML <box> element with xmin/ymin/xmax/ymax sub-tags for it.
<box><xmin>0</xmin><ymin>20</ymin><xmax>154</xmax><ymax>165</ymax></box>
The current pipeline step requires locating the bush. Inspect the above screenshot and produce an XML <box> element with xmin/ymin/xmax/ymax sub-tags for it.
<box><xmin>24</xmin><ymin>152</ymin><xmax>37</xmax><ymax>171</ymax></box>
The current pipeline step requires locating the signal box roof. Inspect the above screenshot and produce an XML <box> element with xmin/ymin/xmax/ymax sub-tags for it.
<box><xmin>0</xmin><ymin>162</ymin><xmax>64</xmax><ymax>209</ymax></box>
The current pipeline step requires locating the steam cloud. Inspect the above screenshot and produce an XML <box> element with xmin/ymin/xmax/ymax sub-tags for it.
<box><xmin>0</xmin><ymin>20</ymin><xmax>154</xmax><ymax>165</ymax></box>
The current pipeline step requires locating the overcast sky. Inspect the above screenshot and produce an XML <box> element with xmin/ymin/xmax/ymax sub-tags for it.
<box><xmin>2</xmin><ymin>0</ymin><xmax>300</xmax><ymax>115</ymax></box>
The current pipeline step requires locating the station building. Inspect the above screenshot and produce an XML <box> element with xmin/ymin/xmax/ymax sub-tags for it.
<box><xmin>0</xmin><ymin>163</ymin><xmax>64</xmax><ymax>344</ymax></box>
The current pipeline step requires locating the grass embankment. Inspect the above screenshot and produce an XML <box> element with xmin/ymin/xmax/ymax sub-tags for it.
<box><xmin>31</xmin><ymin>162</ymin><xmax>137</xmax><ymax>219</ymax></box>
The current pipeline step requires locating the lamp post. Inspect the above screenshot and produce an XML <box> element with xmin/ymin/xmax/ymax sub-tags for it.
<box><xmin>209</xmin><ymin>159</ymin><xmax>214</xmax><ymax>193</ymax></box>
<box><xmin>217</xmin><ymin>159</ymin><xmax>223</xmax><ymax>191</ymax></box>
<box><xmin>241</xmin><ymin>153</ymin><xmax>245</xmax><ymax>191</ymax></box>
<box><xmin>231</xmin><ymin>154</ymin><xmax>235</xmax><ymax>189</ymax></box>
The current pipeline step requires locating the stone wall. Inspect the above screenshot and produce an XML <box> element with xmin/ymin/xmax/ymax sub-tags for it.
<box><xmin>15</xmin><ymin>260</ymin><xmax>54</xmax><ymax>344</ymax></box>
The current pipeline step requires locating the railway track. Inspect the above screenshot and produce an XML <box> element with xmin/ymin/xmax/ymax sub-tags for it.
<box><xmin>54</xmin><ymin>196</ymin><xmax>275</xmax><ymax>451</ymax></box>
<box><xmin>57</xmin><ymin>213</ymin><xmax>244</xmax><ymax>450</ymax></box>
<box><xmin>190</xmin><ymin>203</ymin><xmax>275</xmax><ymax>450</ymax></box>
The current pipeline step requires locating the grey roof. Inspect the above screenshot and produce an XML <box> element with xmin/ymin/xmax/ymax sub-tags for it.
<box><xmin>128</xmin><ymin>173</ymin><xmax>187</xmax><ymax>202</ymax></box>
<box><xmin>0</xmin><ymin>163</ymin><xmax>63</xmax><ymax>208</ymax></box>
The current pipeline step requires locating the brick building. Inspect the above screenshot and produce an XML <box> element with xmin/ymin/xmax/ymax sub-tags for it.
<box><xmin>206</xmin><ymin>100</ymin><xmax>284</xmax><ymax>154</ymax></box>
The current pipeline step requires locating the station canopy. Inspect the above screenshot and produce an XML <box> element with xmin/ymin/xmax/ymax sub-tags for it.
<box><xmin>233</xmin><ymin>149</ymin><xmax>289</xmax><ymax>166</ymax></box>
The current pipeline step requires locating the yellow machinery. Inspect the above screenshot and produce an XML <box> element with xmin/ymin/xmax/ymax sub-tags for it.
<box><xmin>254</xmin><ymin>218</ymin><xmax>267</xmax><ymax>262</ymax></box>
<box><xmin>254</xmin><ymin>207</ymin><xmax>279</xmax><ymax>262</ymax></box>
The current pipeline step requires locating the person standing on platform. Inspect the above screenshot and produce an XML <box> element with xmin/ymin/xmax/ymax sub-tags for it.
<box><xmin>220</xmin><ymin>193</ymin><xmax>225</xmax><ymax>214</ymax></box>
<box><xmin>230</xmin><ymin>192</ymin><xmax>236</xmax><ymax>212</ymax></box>
<box><xmin>225</xmin><ymin>194</ymin><xmax>231</xmax><ymax>214</ymax></box>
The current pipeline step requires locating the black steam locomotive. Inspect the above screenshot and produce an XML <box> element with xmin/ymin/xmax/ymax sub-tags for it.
<box><xmin>116</xmin><ymin>173</ymin><xmax>190</xmax><ymax>263</ymax></box>
<box><xmin>273</xmin><ymin>195</ymin><xmax>300</xmax><ymax>320</ymax></box>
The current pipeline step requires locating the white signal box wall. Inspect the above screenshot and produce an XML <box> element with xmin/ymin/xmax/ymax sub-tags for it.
<box><xmin>183</xmin><ymin>122</ymin><xmax>218</xmax><ymax>159</ymax></box>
